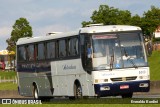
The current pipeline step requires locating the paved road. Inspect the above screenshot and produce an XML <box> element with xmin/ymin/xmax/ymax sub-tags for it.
<box><xmin>0</xmin><ymin>91</ymin><xmax>159</xmax><ymax>104</ymax></box>
<box><xmin>133</xmin><ymin>94</ymin><xmax>160</xmax><ymax>98</ymax></box>
<box><xmin>0</xmin><ymin>90</ymin><xmax>159</xmax><ymax>98</ymax></box>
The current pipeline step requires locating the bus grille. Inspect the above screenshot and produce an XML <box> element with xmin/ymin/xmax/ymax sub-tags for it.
<box><xmin>110</xmin><ymin>76</ymin><xmax>137</xmax><ymax>82</ymax></box>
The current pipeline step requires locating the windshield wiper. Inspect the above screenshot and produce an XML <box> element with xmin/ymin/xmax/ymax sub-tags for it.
<box><xmin>127</xmin><ymin>57</ymin><xmax>138</xmax><ymax>69</ymax></box>
<box><xmin>110</xmin><ymin>55</ymin><xmax>114</xmax><ymax>71</ymax></box>
<box><xmin>123</xmin><ymin>47</ymin><xmax>138</xmax><ymax>69</ymax></box>
<box><xmin>110</xmin><ymin>48</ymin><xmax>114</xmax><ymax>71</ymax></box>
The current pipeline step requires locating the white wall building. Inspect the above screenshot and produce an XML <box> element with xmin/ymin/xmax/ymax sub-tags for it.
<box><xmin>154</xmin><ymin>26</ymin><xmax>160</xmax><ymax>38</ymax></box>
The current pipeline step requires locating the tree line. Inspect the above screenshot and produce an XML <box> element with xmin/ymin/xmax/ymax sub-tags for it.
<box><xmin>6</xmin><ymin>5</ymin><xmax>160</xmax><ymax>52</ymax></box>
<box><xmin>82</xmin><ymin>5</ymin><xmax>160</xmax><ymax>41</ymax></box>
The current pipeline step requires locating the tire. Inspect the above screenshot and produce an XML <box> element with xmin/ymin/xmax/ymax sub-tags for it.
<box><xmin>122</xmin><ymin>93</ymin><xmax>133</xmax><ymax>98</ymax></box>
<box><xmin>74</xmin><ymin>83</ymin><xmax>83</xmax><ymax>99</ymax></box>
<box><xmin>33</xmin><ymin>85</ymin><xmax>39</xmax><ymax>100</ymax></box>
<box><xmin>69</xmin><ymin>82</ymin><xmax>83</xmax><ymax>100</ymax></box>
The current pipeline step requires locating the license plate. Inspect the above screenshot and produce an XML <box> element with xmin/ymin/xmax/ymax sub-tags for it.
<box><xmin>120</xmin><ymin>85</ymin><xmax>129</xmax><ymax>89</ymax></box>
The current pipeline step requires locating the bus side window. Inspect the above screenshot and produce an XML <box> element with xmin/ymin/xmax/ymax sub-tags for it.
<box><xmin>37</xmin><ymin>43</ymin><xmax>45</xmax><ymax>60</ymax></box>
<box><xmin>59</xmin><ymin>39</ymin><xmax>66</xmax><ymax>58</ymax></box>
<box><xmin>46</xmin><ymin>41</ymin><xmax>56</xmax><ymax>59</ymax></box>
<box><xmin>25</xmin><ymin>45</ymin><xmax>29</xmax><ymax>61</ymax></box>
<box><xmin>34</xmin><ymin>44</ymin><xmax>37</xmax><ymax>61</ymax></box>
<box><xmin>75</xmin><ymin>38</ymin><xmax>79</xmax><ymax>55</ymax></box>
<box><xmin>68</xmin><ymin>37</ymin><xmax>79</xmax><ymax>56</ymax></box>
<box><xmin>28</xmin><ymin>44</ymin><xmax>34</xmax><ymax>61</ymax></box>
<box><xmin>18</xmin><ymin>46</ymin><xmax>26</xmax><ymax>61</ymax></box>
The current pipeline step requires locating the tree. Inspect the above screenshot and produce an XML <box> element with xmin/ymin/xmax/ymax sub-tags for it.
<box><xmin>82</xmin><ymin>5</ymin><xmax>132</xmax><ymax>27</ymax></box>
<box><xmin>81</xmin><ymin>5</ymin><xmax>160</xmax><ymax>42</ymax></box>
<box><xmin>130</xmin><ymin>14</ymin><xmax>142</xmax><ymax>27</ymax></box>
<box><xmin>142</xmin><ymin>6</ymin><xmax>160</xmax><ymax>37</ymax></box>
<box><xmin>6</xmin><ymin>17</ymin><xmax>32</xmax><ymax>52</ymax></box>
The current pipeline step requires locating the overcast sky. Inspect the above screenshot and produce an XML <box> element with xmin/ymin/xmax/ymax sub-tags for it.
<box><xmin>0</xmin><ymin>0</ymin><xmax>160</xmax><ymax>50</ymax></box>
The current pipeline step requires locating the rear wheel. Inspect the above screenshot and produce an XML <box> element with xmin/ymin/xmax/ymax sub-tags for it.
<box><xmin>33</xmin><ymin>85</ymin><xmax>39</xmax><ymax>99</ymax></box>
<box><xmin>122</xmin><ymin>93</ymin><xmax>133</xmax><ymax>98</ymax></box>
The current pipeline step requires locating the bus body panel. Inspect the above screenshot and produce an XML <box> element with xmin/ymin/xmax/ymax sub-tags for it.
<box><xmin>18</xmin><ymin>72</ymin><xmax>53</xmax><ymax>97</ymax></box>
<box><xmin>51</xmin><ymin>59</ymin><xmax>95</xmax><ymax>96</ymax></box>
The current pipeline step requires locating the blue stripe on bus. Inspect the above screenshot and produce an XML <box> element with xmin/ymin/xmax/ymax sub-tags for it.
<box><xmin>17</xmin><ymin>62</ymin><xmax>51</xmax><ymax>72</ymax></box>
<box><xmin>94</xmin><ymin>80</ymin><xmax>150</xmax><ymax>97</ymax></box>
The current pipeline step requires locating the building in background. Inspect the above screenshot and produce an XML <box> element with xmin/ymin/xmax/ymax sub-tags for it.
<box><xmin>0</xmin><ymin>50</ymin><xmax>15</xmax><ymax>70</ymax></box>
<box><xmin>154</xmin><ymin>26</ymin><xmax>160</xmax><ymax>38</ymax></box>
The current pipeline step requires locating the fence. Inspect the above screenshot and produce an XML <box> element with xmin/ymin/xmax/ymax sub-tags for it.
<box><xmin>153</xmin><ymin>43</ymin><xmax>160</xmax><ymax>51</ymax></box>
<box><xmin>0</xmin><ymin>76</ymin><xmax>17</xmax><ymax>84</ymax></box>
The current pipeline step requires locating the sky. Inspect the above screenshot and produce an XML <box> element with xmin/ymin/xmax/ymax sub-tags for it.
<box><xmin>0</xmin><ymin>0</ymin><xmax>160</xmax><ymax>50</ymax></box>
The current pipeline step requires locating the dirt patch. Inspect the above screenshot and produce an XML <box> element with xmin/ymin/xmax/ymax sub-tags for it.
<box><xmin>150</xmin><ymin>81</ymin><xmax>160</xmax><ymax>89</ymax></box>
<box><xmin>0</xmin><ymin>90</ymin><xmax>30</xmax><ymax>98</ymax></box>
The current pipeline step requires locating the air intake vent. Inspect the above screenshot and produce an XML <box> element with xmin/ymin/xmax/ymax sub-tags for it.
<box><xmin>86</xmin><ymin>23</ymin><xmax>104</xmax><ymax>27</ymax></box>
<box><xmin>46</xmin><ymin>32</ymin><xmax>62</xmax><ymax>36</ymax></box>
<box><xmin>111</xmin><ymin>76</ymin><xmax>137</xmax><ymax>82</ymax></box>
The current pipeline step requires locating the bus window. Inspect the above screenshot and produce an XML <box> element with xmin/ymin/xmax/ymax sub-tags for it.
<box><xmin>18</xmin><ymin>46</ymin><xmax>27</xmax><ymax>61</ymax></box>
<box><xmin>59</xmin><ymin>40</ymin><xmax>66</xmax><ymax>57</ymax></box>
<box><xmin>46</xmin><ymin>41</ymin><xmax>56</xmax><ymax>59</ymax></box>
<box><xmin>68</xmin><ymin>37</ymin><xmax>78</xmax><ymax>56</ymax></box>
<box><xmin>38</xmin><ymin>43</ymin><xmax>45</xmax><ymax>60</ymax></box>
<box><xmin>27</xmin><ymin>44</ymin><xmax>34</xmax><ymax>61</ymax></box>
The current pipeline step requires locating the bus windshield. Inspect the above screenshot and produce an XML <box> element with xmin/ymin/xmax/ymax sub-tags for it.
<box><xmin>92</xmin><ymin>32</ymin><xmax>148</xmax><ymax>70</ymax></box>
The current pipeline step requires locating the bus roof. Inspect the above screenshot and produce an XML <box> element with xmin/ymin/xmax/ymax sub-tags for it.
<box><xmin>80</xmin><ymin>25</ymin><xmax>141</xmax><ymax>33</ymax></box>
<box><xmin>17</xmin><ymin>25</ymin><xmax>141</xmax><ymax>45</ymax></box>
<box><xmin>17</xmin><ymin>30</ymin><xmax>79</xmax><ymax>45</ymax></box>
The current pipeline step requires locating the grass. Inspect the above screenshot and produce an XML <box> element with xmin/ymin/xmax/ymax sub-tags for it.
<box><xmin>0</xmin><ymin>70</ymin><xmax>17</xmax><ymax>90</ymax></box>
<box><xmin>0</xmin><ymin>82</ymin><xmax>17</xmax><ymax>90</ymax></box>
<box><xmin>0</xmin><ymin>104</ymin><xmax>160</xmax><ymax>107</ymax></box>
<box><xmin>0</xmin><ymin>70</ymin><xmax>16</xmax><ymax>78</ymax></box>
<box><xmin>148</xmin><ymin>51</ymin><xmax>160</xmax><ymax>81</ymax></box>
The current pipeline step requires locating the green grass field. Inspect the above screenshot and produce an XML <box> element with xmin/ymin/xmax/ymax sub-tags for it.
<box><xmin>0</xmin><ymin>104</ymin><xmax>160</xmax><ymax>107</ymax></box>
<box><xmin>0</xmin><ymin>71</ymin><xmax>16</xmax><ymax>78</ymax></box>
<box><xmin>0</xmin><ymin>71</ymin><xmax>17</xmax><ymax>90</ymax></box>
<box><xmin>148</xmin><ymin>51</ymin><xmax>160</xmax><ymax>81</ymax></box>
<box><xmin>0</xmin><ymin>82</ymin><xmax>17</xmax><ymax>90</ymax></box>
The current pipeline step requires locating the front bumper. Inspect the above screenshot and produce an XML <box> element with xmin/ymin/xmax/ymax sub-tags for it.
<box><xmin>94</xmin><ymin>80</ymin><xmax>150</xmax><ymax>97</ymax></box>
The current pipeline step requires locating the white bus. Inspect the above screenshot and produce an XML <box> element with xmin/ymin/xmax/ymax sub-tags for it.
<box><xmin>16</xmin><ymin>25</ymin><xmax>150</xmax><ymax>99</ymax></box>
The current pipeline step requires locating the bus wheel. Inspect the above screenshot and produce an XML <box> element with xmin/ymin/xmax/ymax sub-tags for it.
<box><xmin>33</xmin><ymin>85</ymin><xmax>39</xmax><ymax>99</ymax></box>
<box><xmin>121</xmin><ymin>93</ymin><xmax>133</xmax><ymax>98</ymax></box>
<box><xmin>74</xmin><ymin>83</ymin><xmax>82</xmax><ymax>99</ymax></box>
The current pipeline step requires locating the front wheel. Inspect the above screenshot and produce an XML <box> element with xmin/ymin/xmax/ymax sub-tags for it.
<box><xmin>69</xmin><ymin>83</ymin><xmax>82</xmax><ymax>99</ymax></box>
<box><xmin>69</xmin><ymin>82</ymin><xmax>83</xmax><ymax>100</ymax></box>
<box><xmin>75</xmin><ymin>83</ymin><xmax>82</xmax><ymax>99</ymax></box>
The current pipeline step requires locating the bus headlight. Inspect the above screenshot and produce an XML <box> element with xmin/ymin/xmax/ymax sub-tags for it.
<box><xmin>100</xmin><ymin>86</ymin><xmax>110</xmax><ymax>91</ymax></box>
<box><xmin>139</xmin><ymin>83</ymin><xmax>149</xmax><ymax>87</ymax></box>
<box><xmin>139</xmin><ymin>75</ymin><xmax>149</xmax><ymax>80</ymax></box>
<box><xmin>95</xmin><ymin>79</ymin><xmax>108</xmax><ymax>83</ymax></box>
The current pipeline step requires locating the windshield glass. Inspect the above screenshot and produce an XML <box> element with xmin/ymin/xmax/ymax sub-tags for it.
<box><xmin>92</xmin><ymin>32</ymin><xmax>148</xmax><ymax>70</ymax></box>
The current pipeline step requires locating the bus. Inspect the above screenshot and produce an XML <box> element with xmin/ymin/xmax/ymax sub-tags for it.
<box><xmin>16</xmin><ymin>25</ymin><xmax>150</xmax><ymax>99</ymax></box>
